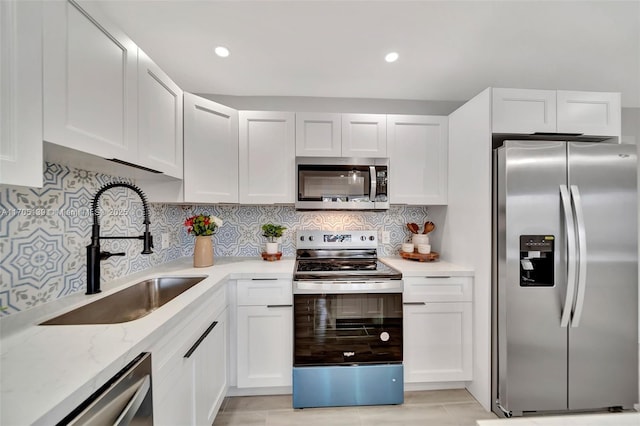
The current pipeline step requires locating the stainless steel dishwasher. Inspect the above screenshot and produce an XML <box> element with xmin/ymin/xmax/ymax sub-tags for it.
<box><xmin>57</xmin><ymin>352</ymin><xmax>153</xmax><ymax>425</ymax></box>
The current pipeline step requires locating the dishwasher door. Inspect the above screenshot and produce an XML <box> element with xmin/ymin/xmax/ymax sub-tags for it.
<box><xmin>58</xmin><ymin>353</ymin><xmax>153</xmax><ymax>426</ymax></box>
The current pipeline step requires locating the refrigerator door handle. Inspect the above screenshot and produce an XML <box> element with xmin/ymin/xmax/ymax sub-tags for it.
<box><xmin>570</xmin><ymin>184</ymin><xmax>588</xmax><ymax>327</ymax></box>
<box><xmin>560</xmin><ymin>184</ymin><xmax>578</xmax><ymax>328</ymax></box>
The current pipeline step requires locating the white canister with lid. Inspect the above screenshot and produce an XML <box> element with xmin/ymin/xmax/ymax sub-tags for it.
<box><xmin>402</xmin><ymin>243</ymin><xmax>415</xmax><ymax>253</ymax></box>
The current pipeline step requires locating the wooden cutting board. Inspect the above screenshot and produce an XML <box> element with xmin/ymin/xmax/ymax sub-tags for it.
<box><xmin>399</xmin><ymin>250</ymin><xmax>439</xmax><ymax>262</ymax></box>
<box><xmin>261</xmin><ymin>252</ymin><xmax>282</xmax><ymax>261</ymax></box>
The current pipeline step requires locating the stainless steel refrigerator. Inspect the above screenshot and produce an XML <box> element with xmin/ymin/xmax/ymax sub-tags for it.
<box><xmin>492</xmin><ymin>140</ymin><xmax>638</xmax><ymax>417</ymax></box>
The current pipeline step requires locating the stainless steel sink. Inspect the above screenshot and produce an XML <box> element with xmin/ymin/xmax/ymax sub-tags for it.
<box><xmin>40</xmin><ymin>276</ymin><xmax>208</xmax><ymax>325</ymax></box>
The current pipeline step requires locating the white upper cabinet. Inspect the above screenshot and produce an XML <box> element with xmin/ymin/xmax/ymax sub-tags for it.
<box><xmin>0</xmin><ymin>0</ymin><xmax>43</xmax><ymax>187</ymax></box>
<box><xmin>137</xmin><ymin>49</ymin><xmax>183</xmax><ymax>178</ymax></box>
<box><xmin>491</xmin><ymin>88</ymin><xmax>557</xmax><ymax>134</ymax></box>
<box><xmin>342</xmin><ymin>113</ymin><xmax>387</xmax><ymax>158</ymax></box>
<box><xmin>491</xmin><ymin>88</ymin><xmax>621</xmax><ymax>138</ymax></box>
<box><xmin>295</xmin><ymin>113</ymin><xmax>342</xmax><ymax>157</ymax></box>
<box><xmin>43</xmin><ymin>0</ymin><xmax>139</xmax><ymax>163</ymax></box>
<box><xmin>184</xmin><ymin>94</ymin><xmax>239</xmax><ymax>203</ymax></box>
<box><xmin>239</xmin><ymin>111</ymin><xmax>295</xmax><ymax>204</ymax></box>
<box><xmin>556</xmin><ymin>90</ymin><xmax>621</xmax><ymax>137</ymax></box>
<box><xmin>388</xmin><ymin>115</ymin><xmax>448</xmax><ymax>205</ymax></box>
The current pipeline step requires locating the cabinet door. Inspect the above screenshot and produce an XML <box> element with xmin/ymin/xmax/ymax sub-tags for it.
<box><xmin>0</xmin><ymin>0</ymin><xmax>43</xmax><ymax>187</ymax></box>
<box><xmin>184</xmin><ymin>93</ymin><xmax>239</xmax><ymax>203</ymax></box>
<box><xmin>154</xmin><ymin>357</ymin><xmax>195</xmax><ymax>426</ymax></box>
<box><xmin>43</xmin><ymin>0</ymin><xmax>138</xmax><ymax>162</ymax></box>
<box><xmin>295</xmin><ymin>112</ymin><xmax>342</xmax><ymax>156</ymax></box>
<box><xmin>403</xmin><ymin>302</ymin><xmax>472</xmax><ymax>382</ymax></box>
<box><xmin>342</xmin><ymin>113</ymin><xmax>387</xmax><ymax>157</ymax></box>
<box><xmin>239</xmin><ymin>111</ymin><xmax>295</xmax><ymax>204</ymax></box>
<box><xmin>237</xmin><ymin>305</ymin><xmax>292</xmax><ymax>388</ymax></box>
<box><xmin>492</xmin><ymin>88</ymin><xmax>556</xmax><ymax>134</ymax></box>
<box><xmin>556</xmin><ymin>90</ymin><xmax>621</xmax><ymax>138</ymax></box>
<box><xmin>387</xmin><ymin>115</ymin><xmax>448</xmax><ymax>205</ymax></box>
<box><xmin>193</xmin><ymin>310</ymin><xmax>228</xmax><ymax>426</ymax></box>
<box><xmin>138</xmin><ymin>49</ymin><xmax>183</xmax><ymax>178</ymax></box>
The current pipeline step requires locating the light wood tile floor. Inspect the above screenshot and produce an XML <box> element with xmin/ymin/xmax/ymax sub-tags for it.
<box><xmin>213</xmin><ymin>389</ymin><xmax>497</xmax><ymax>426</ymax></box>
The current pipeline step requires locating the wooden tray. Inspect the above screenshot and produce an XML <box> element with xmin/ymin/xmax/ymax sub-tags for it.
<box><xmin>399</xmin><ymin>249</ymin><xmax>439</xmax><ymax>262</ymax></box>
<box><xmin>261</xmin><ymin>251</ymin><xmax>282</xmax><ymax>261</ymax></box>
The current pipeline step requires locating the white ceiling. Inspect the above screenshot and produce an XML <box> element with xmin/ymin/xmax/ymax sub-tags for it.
<box><xmin>93</xmin><ymin>0</ymin><xmax>640</xmax><ymax>107</ymax></box>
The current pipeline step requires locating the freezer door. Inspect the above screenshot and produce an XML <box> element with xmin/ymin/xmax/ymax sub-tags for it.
<box><xmin>496</xmin><ymin>140</ymin><xmax>568</xmax><ymax>413</ymax></box>
<box><xmin>567</xmin><ymin>142</ymin><xmax>638</xmax><ymax>410</ymax></box>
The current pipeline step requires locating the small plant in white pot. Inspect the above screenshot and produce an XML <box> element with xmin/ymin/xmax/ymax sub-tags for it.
<box><xmin>262</xmin><ymin>223</ymin><xmax>286</xmax><ymax>254</ymax></box>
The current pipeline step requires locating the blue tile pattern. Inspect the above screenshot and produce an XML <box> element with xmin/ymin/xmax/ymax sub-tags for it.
<box><xmin>0</xmin><ymin>162</ymin><xmax>429</xmax><ymax>316</ymax></box>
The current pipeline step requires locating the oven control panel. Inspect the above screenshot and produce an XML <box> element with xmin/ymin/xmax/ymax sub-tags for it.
<box><xmin>297</xmin><ymin>230</ymin><xmax>378</xmax><ymax>249</ymax></box>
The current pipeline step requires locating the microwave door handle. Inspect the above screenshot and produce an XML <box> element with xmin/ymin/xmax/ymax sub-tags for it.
<box><xmin>370</xmin><ymin>166</ymin><xmax>377</xmax><ymax>202</ymax></box>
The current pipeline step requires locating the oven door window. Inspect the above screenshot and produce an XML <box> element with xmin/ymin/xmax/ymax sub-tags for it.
<box><xmin>294</xmin><ymin>293</ymin><xmax>402</xmax><ymax>366</ymax></box>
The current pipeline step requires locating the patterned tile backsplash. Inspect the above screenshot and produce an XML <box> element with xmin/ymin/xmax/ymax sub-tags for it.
<box><xmin>0</xmin><ymin>162</ymin><xmax>431</xmax><ymax>316</ymax></box>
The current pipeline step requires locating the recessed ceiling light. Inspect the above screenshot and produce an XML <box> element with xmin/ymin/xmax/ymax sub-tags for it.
<box><xmin>385</xmin><ymin>52</ymin><xmax>399</xmax><ymax>63</ymax></box>
<box><xmin>214</xmin><ymin>46</ymin><xmax>230</xmax><ymax>58</ymax></box>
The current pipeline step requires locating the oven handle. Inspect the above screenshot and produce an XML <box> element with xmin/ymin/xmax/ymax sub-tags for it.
<box><xmin>293</xmin><ymin>280</ymin><xmax>404</xmax><ymax>294</ymax></box>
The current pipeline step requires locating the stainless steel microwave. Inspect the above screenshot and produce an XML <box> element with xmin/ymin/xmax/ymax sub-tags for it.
<box><xmin>295</xmin><ymin>157</ymin><xmax>389</xmax><ymax>210</ymax></box>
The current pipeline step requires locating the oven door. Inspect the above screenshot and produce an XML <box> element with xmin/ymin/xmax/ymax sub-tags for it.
<box><xmin>294</xmin><ymin>292</ymin><xmax>402</xmax><ymax>366</ymax></box>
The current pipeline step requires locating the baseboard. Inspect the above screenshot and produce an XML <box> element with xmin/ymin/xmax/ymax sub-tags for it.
<box><xmin>226</xmin><ymin>386</ymin><xmax>292</xmax><ymax>397</ymax></box>
<box><xmin>404</xmin><ymin>381</ymin><xmax>467</xmax><ymax>391</ymax></box>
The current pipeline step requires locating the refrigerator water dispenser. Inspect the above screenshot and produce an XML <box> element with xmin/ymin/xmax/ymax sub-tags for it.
<box><xmin>519</xmin><ymin>235</ymin><xmax>554</xmax><ymax>287</ymax></box>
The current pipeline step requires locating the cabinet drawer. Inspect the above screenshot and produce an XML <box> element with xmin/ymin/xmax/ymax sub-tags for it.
<box><xmin>236</xmin><ymin>279</ymin><xmax>292</xmax><ymax>306</ymax></box>
<box><xmin>403</xmin><ymin>276</ymin><xmax>472</xmax><ymax>302</ymax></box>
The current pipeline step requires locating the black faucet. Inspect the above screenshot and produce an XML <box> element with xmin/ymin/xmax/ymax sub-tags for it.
<box><xmin>86</xmin><ymin>182</ymin><xmax>153</xmax><ymax>295</ymax></box>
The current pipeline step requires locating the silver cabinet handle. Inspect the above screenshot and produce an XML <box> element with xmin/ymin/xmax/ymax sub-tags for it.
<box><xmin>570</xmin><ymin>185</ymin><xmax>587</xmax><ymax>327</ymax></box>
<box><xmin>425</xmin><ymin>276</ymin><xmax>451</xmax><ymax>279</ymax></box>
<box><xmin>403</xmin><ymin>302</ymin><xmax>426</xmax><ymax>305</ymax></box>
<box><xmin>251</xmin><ymin>278</ymin><xmax>278</xmax><ymax>281</ymax></box>
<box><xmin>114</xmin><ymin>375</ymin><xmax>151</xmax><ymax>426</ymax></box>
<box><xmin>267</xmin><ymin>304</ymin><xmax>292</xmax><ymax>308</ymax></box>
<box><xmin>560</xmin><ymin>184</ymin><xmax>578</xmax><ymax>328</ymax></box>
<box><xmin>184</xmin><ymin>321</ymin><xmax>218</xmax><ymax>358</ymax></box>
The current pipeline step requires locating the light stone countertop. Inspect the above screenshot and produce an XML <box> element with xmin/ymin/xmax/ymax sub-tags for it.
<box><xmin>0</xmin><ymin>255</ymin><xmax>473</xmax><ymax>425</ymax></box>
<box><xmin>382</xmin><ymin>256</ymin><xmax>475</xmax><ymax>277</ymax></box>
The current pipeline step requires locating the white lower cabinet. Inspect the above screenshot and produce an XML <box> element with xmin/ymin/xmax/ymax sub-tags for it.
<box><xmin>235</xmin><ymin>279</ymin><xmax>293</xmax><ymax>388</ymax></box>
<box><xmin>193</xmin><ymin>309</ymin><xmax>228</xmax><ymax>425</ymax></box>
<box><xmin>403</xmin><ymin>276</ymin><xmax>473</xmax><ymax>384</ymax></box>
<box><xmin>153</xmin><ymin>286</ymin><xmax>228</xmax><ymax>425</ymax></box>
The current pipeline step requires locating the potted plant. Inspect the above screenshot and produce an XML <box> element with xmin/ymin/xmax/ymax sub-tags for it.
<box><xmin>262</xmin><ymin>223</ymin><xmax>287</xmax><ymax>254</ymax></box>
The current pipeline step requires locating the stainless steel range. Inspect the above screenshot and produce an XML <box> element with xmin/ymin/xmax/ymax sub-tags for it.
<box><xmin>292</xmin><ymin>230</ymin><xmax>404</xmax><ymax>409</ymax></box>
